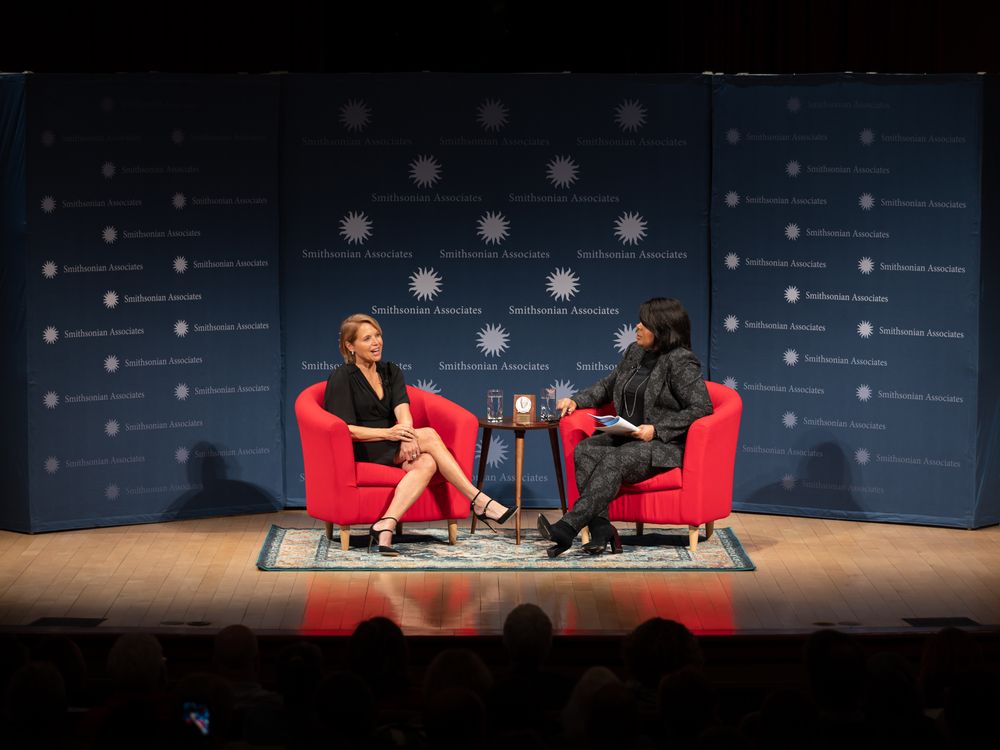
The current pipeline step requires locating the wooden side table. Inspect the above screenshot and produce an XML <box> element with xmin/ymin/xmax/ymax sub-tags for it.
<box><xmin>471</xmin><ymin>419</ymin><xmax>568</xmax><ymax>544</ymax></box>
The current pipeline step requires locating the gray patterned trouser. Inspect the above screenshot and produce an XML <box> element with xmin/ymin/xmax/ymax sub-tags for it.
<box><xmin>561</xmin><ymin>432</ymin><xmax>660</xmax><ymax>533</ymax></box>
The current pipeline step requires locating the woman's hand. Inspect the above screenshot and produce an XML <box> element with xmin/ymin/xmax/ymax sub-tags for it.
<box><xmin>633</xmin><ymin>424</ymin><xmax>655</xmax><ymax>442</ymax></box>
<box><xmin>556</xmin><ymin>398</ymin><xmax>578</xmax><ymax>416</ymax></box>
<box><xmin>385</xmin><ymin>424</ymin><xmax>416</xmax><ymax>442</ymax></box>
<box><xmin>400</xmin><ymin>438</ymin><xmax>420</xmax><ymax>462</ymax></box>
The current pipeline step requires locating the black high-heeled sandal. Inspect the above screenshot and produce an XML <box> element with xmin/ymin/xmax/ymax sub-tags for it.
<box><xmin>368</xmin><ymin>516</ymin><xmax>400</xmax><ymax>556</ymax></box>
<box><xmin>582</xmin><ymin>520</ymin><xmax>623</xmax><ymax>555</ymax></box>
<box><xmin>537</xmin><ymin>515</ymin><xmax>575</xmax><ymax>558</ymax></box>
<box><xmin>471</xmin><ymin>490</ymin><xmax>516</xmax><ymax>533</ymax></box>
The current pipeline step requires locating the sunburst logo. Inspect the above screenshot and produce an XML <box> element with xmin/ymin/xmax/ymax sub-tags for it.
<box><xmin>42</xmin><ymin>326</ymin><xmax>59</xmax><ymax>344</ymax></box>
<box><xmin>723</xmin><ymin>315</ymin><xmax>740</xmax><ymax>333</ymax></box>
<box><xmin>783</xmin><ymin>348</ymin><xmax>799</xmax><ymax>366</ymax></box>
<box><xmin>854</xmin><ymin>447</ymin><xmax>871</xmax><ymax>465</ymax></box>
<box><xmin>173</xmin><ymin>256</ymin><xmax>188</xmax><ymax>274</ymax></box>
<box><xmin>477</xmin><ymin>99</ymin><xmax>508</xmax><ymax>131</ymax></box>
<box><xmin>546</xmin><ymin>155</ymin><xmax>579</xmax><ymax>189</ymax></box>
<box><xmin>43</xmin><ymin>391</ymin><xmax>59</xmax><ymax>409</ymax></box>
<box><xmin>787</xmin><ymin>97</ymin><xmax>801</xmax><ymax>113</ymax></box>
<box><xmin>613</xmin><ymin>323</ymin><xmax>637</xmax><ymax>353</ymax></box>
<box><xmin>785</xmin><ymin>160</ymin><xmax>801</xmax><ymax>177</ymax></box>
<box><xmin>781</xmin><ymin>474</ymin><xmax>797</xmax><ymax>491</ymax></box>
<box><xmin>171</xmin><ymin>128</ymin><xmax>185</xmax><ymax>145</ymax></box>
<box><xmin>476</xmin><ymin>324</ymin><xmax>510</xmax><ymax>357</ymax></box>
<box><xmin>103</xmin><ymin>290</ymin><xmax>119</xmax><ymax>309</ymax></box>
<box><xmin>724</xmin><ymin>191</ymin><xmax>740</xmax><ymax>208</ymax></box>
<box><xmin>104</xmin><ymin>483</ymin><xmax>120</xmax><ymax>500</ymax></box>
<box><xmin>41</xmin><ymin>130</ymin><xmax>55</xmax><ymax>147</ymax></box>
<box><xmin>858</xmin><ymin>257</ymin><xmax>874</xmax><ymax>275</ymax></box>
<box><xmin>783</xmin><ymin>286</ymin><xmax>800</xmax><ymax>304</ymax></box>
<box><xmin>339</xmin><ymin>211</ymin><xmax>373</xmax><ymax>245</ymax></box>
<box><xmin>475</xmin><ymin>434</ymin><xmax>509</xmax><ymax>468</ymax></box>
<box><xmin>614</xmin><ymin>99</ymin><xmax>647</xmax><ymax>132</ymax></box>
<box><xmin>722</xmin><ymin>376</ymin><xmax>738</xmax><ymax>390</ymax></box>
<box><xmin>409</xmin><ymin>155</ymin><xmax>442</xmax><ymax>188</ymax></box>
<box><xmin>172</xmin><ymin>192</ymin><xmax>187</xmax><ymax>210</ymax></box>
<box><xmin>613</xmin><ymin>211</ymin><xmax>647</xmax><ymax>245</ymax></box>
<box><xmin>102</xmin><ymin>226</ymin><xmax>118</xmax><ymax>245</ymax></box>
<box><xmin>174</xmin><ymin>383</ymin><xmax>190</xmax><ymax>401</ymax></box>
<box><xmin>859</xmin><ymin>128</ymin><xmax>875</xmax><ymax>146</ymax></box>
<box><xmin>550</xmin><ymin>379</ymin><xmax>576</xmax><ymax>400</ymax></box>
<box><xmin>414</xmin><ymin>378</ymin><xmax>441</xmax><ymax>394</ymax></box>
<box><xmin>784</xmin><ymin>223</ymin><xmax>800</xmax><ymax>241</ymax></box>
<box><xmin>857</xmin><ymin>321</ymin><xmax>874</xmax><ymax>339</ymax></box>
<box><xmin>175</xmin><ymin>446</ymin><xmax>190</xmax><ymax>464</ymax></box>
<box><xmin>856</xmin><ymin>384</ymin><xmax>873</xmax><ymax>402</ymax></box>
<box><xmin>340</xmin><ymin>99</ymin><xmax>372</xmax><ymax>132</ymax></box>
<box><xmin>174</xmin><ymin>320</ymin><xmax>189</xmax><ymax>337</ymax></box>
<box><xmin>476</xmin><ymin>211</ymin><xmax>510</xmax><ymax>245</ymax></box>
<box><xmin>104</xmin><ymin>419</ymin><xmax>120</xmax><ymax>437</ymax></box>
<box><xmin>44</xmin><ymin>456</ymin><xmax>60</xmax><ymax>474</ymax></box>
<box><xmin>102</xmin><ymin>161</ymin><xmax>116</xmax><ymax>179</ymax></box>
<box><xmin>40</xmin><ymin>196</ymin><xmax>56</xmax><ymax>213</ymax></box>
<box><xmin>104</xmin><ymin>355</ymin><xmax>120</xmax><ymax>373</ymax></box>
<box><xmin>545</xmin><ymin>267</ymin><xmax>580</xmax><ymax>301</ymax></box>
<box><xmin>781</xmin><ymin>411</ymin><xmax>798</xmax><ymax>429</ymax></box>
<box><xmin>724</xmin><ymin>253</ymin><xmax>740</xmax><ymax>270</ymax></box>
<box><xmin>42</xmin><ymin>261</ymin><xmax>58</xmax><ymax>279</ymax></box>
<box><xmin>409</xmin><ymin>267</ymin><xmax>443</xmax><ymax>301</ymax></box>
<box><xmin>725</xmin><ymin>128</ymin><xmax>741</xmax><ymax>145</ymax></box>
<box><xmin>858</xmin><ymin>192</ymin><xmax>875</xmax><ymax>211</ymax></box>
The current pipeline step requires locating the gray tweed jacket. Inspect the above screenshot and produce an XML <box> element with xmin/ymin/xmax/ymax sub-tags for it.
<box><xmin>571</xmin><ymin>344</ymin><xmax>713</xmax><ymax>469</ymax></box>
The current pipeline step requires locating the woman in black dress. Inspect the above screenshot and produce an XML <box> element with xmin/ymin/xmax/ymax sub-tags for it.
<box><xmin>325</xmin><ymin>314</ymin><xmax>514</xmax><ymax>556</ymax></box>
<box><xmin>540</xmin><ymin>298</ymin><xmax>713</xmax><ymax>557</ymax></box>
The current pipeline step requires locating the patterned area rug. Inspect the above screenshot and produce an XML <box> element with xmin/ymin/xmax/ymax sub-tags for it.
<box><xmin>256</xmin><ymin>525</ymin><xmax>755</xmax><ymax>572</ymax></box>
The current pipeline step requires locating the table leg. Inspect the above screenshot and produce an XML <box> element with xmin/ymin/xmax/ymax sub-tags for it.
<box><xmin>514</xmin><ymin>429</ymin><xmax>525</xmax><ymax>544</ymax></box>
<box><xmin>548</xmin><ymin>428</ymin><xmax>568</xmax><ymax>515</ymax></box>
<box><xmin>471</xmin><ymin>427</ymin><xmax>492</xmax><ymax>534</ymax></box>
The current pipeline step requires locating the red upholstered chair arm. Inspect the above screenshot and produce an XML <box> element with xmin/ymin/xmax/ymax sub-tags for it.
<box><xmin>678</xmin><ymin>387</ymin><xmax>742</xmax><ymax>522</ymax></box>
<box><xmin>415</xmin><ymin>388</ymin><xmax>479</xmax><ymax>476</ymax></box>
<box><xmin>295</xmin><ymin>384</ymin><xmax>361</xmax><ymax>519</ymax></box>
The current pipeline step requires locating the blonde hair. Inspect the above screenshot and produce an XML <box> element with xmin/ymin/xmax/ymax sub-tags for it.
<box><xmin>339</xmin><ymin>313</ymin><xmax>382</xmax><ymax>363</ymax></box>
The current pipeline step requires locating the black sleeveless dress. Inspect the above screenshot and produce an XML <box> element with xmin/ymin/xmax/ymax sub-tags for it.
<box><xmin>323</xmin><ymin>361</ymin><xmax>410</xmax><ymax>465</ymax></box>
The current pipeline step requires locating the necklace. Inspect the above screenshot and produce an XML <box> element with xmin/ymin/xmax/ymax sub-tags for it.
<box><xmin>622</xmin><ymin>367</ymin><xmax>650</xmax><ymax>418</ymax></box>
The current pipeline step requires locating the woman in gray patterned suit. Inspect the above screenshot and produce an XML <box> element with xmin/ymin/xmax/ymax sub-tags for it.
<box><xmin>538</xmin><ymin>298</ymin><xmax>713</xmax><ymax>557</ymax></box>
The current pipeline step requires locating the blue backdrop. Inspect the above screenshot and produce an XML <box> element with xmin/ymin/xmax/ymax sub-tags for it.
<box><xmin>1</xmin><ymin>73</ymin><xmax>997</xmax><ymax>532</ymax></box>
<box><xmin>282</xmin><ymin>74</ymin><xmax>711</xmax><ymax>509</ymax></box>
<box><xmin>16</xmin><ymin>75</ymin><xmax>283</xmax><ymax>531</ymax></box>
<box><xmin>711</xmin><ymin>75</ymin><xmax>983</xmax><ymax>526</ymax></box>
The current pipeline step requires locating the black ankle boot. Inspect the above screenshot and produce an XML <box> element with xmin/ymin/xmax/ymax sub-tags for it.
<box><xmin>582</xmin><ymin>518</ymin><xmax>623</xmax><ymax>555</ymax></box>
<box><xmin>537</xmin><ymin>516</ymin><xmax>576</xmax><ymax>557</ymax></box>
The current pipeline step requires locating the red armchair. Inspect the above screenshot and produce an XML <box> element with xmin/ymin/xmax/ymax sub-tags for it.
<box><xmin>558</xmin><ymin>381</ymin><xmax>742</xmax><ymax>551</ymax></box>
<box><xmin>295</xmin><ymin>382</ymin><xmax>477</xmax><ymax>550</ymax></box>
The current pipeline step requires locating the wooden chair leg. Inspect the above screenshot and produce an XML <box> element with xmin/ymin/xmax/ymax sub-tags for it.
<box><xmin>340</xmin><ymin>525</ymin><xmax>351</xmax><ymax>551</ymax></box>
<box><xmin>635</xmin><ymin>521</ymin><xmax>644</xmax><ymax>538</ymax></box>
<box><xmin>688</xmin><ymin>525</ymin><xmax>699</xmax><ymax>552</ymax></box>
<box><xmin>447</xmin><ymin>520</ymin><xmax>458</xmax><ymax>545</ymax></box>
<box><xmin>704</xmin><ymin>521</ymin><xmax>715</xmax><ymax>541</ymax></box>
<box><xmin>324</xmin><ymin>522</ymin><xmax>334</xmax><ymax>540</ymax></box>
<box><xmin>580</xmin><ymin>528</ymin><xmax>591</xmax><ymax>545</ymax></box>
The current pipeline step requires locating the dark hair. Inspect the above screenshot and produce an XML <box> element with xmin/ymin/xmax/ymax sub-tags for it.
<box><xmin>639</xmin><ymin>297</ymin><xmax>691</xmax><ymax>353</ymax></box>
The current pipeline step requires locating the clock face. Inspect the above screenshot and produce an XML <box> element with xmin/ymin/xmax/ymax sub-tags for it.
<box><xmin>515</xmin><ymin>396</ymin><xmax>532</xmax><ymax>413</ymax></box>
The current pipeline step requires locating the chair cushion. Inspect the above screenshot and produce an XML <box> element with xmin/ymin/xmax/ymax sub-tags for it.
<box><xmin>356</xmin><ymin>462</ymin><xmax>446</xmax><ymax>487</ymax></box>
<box><xmin>619</xmin><ymin>467</ymin><xmax>682</xmax><ymax>493</ymax></box>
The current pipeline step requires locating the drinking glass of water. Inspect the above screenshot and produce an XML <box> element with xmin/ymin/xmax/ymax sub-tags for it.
<box><xmin>486</xmin><ymin>389</ymin><xmax>504</xmax><ymax>422</ymax></box>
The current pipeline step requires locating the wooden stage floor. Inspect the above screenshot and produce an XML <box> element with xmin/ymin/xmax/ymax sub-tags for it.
<box><xmin>2</xmin><ymin>510</ymin><xmax>999</xmax><ymax>637</ymax></box>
